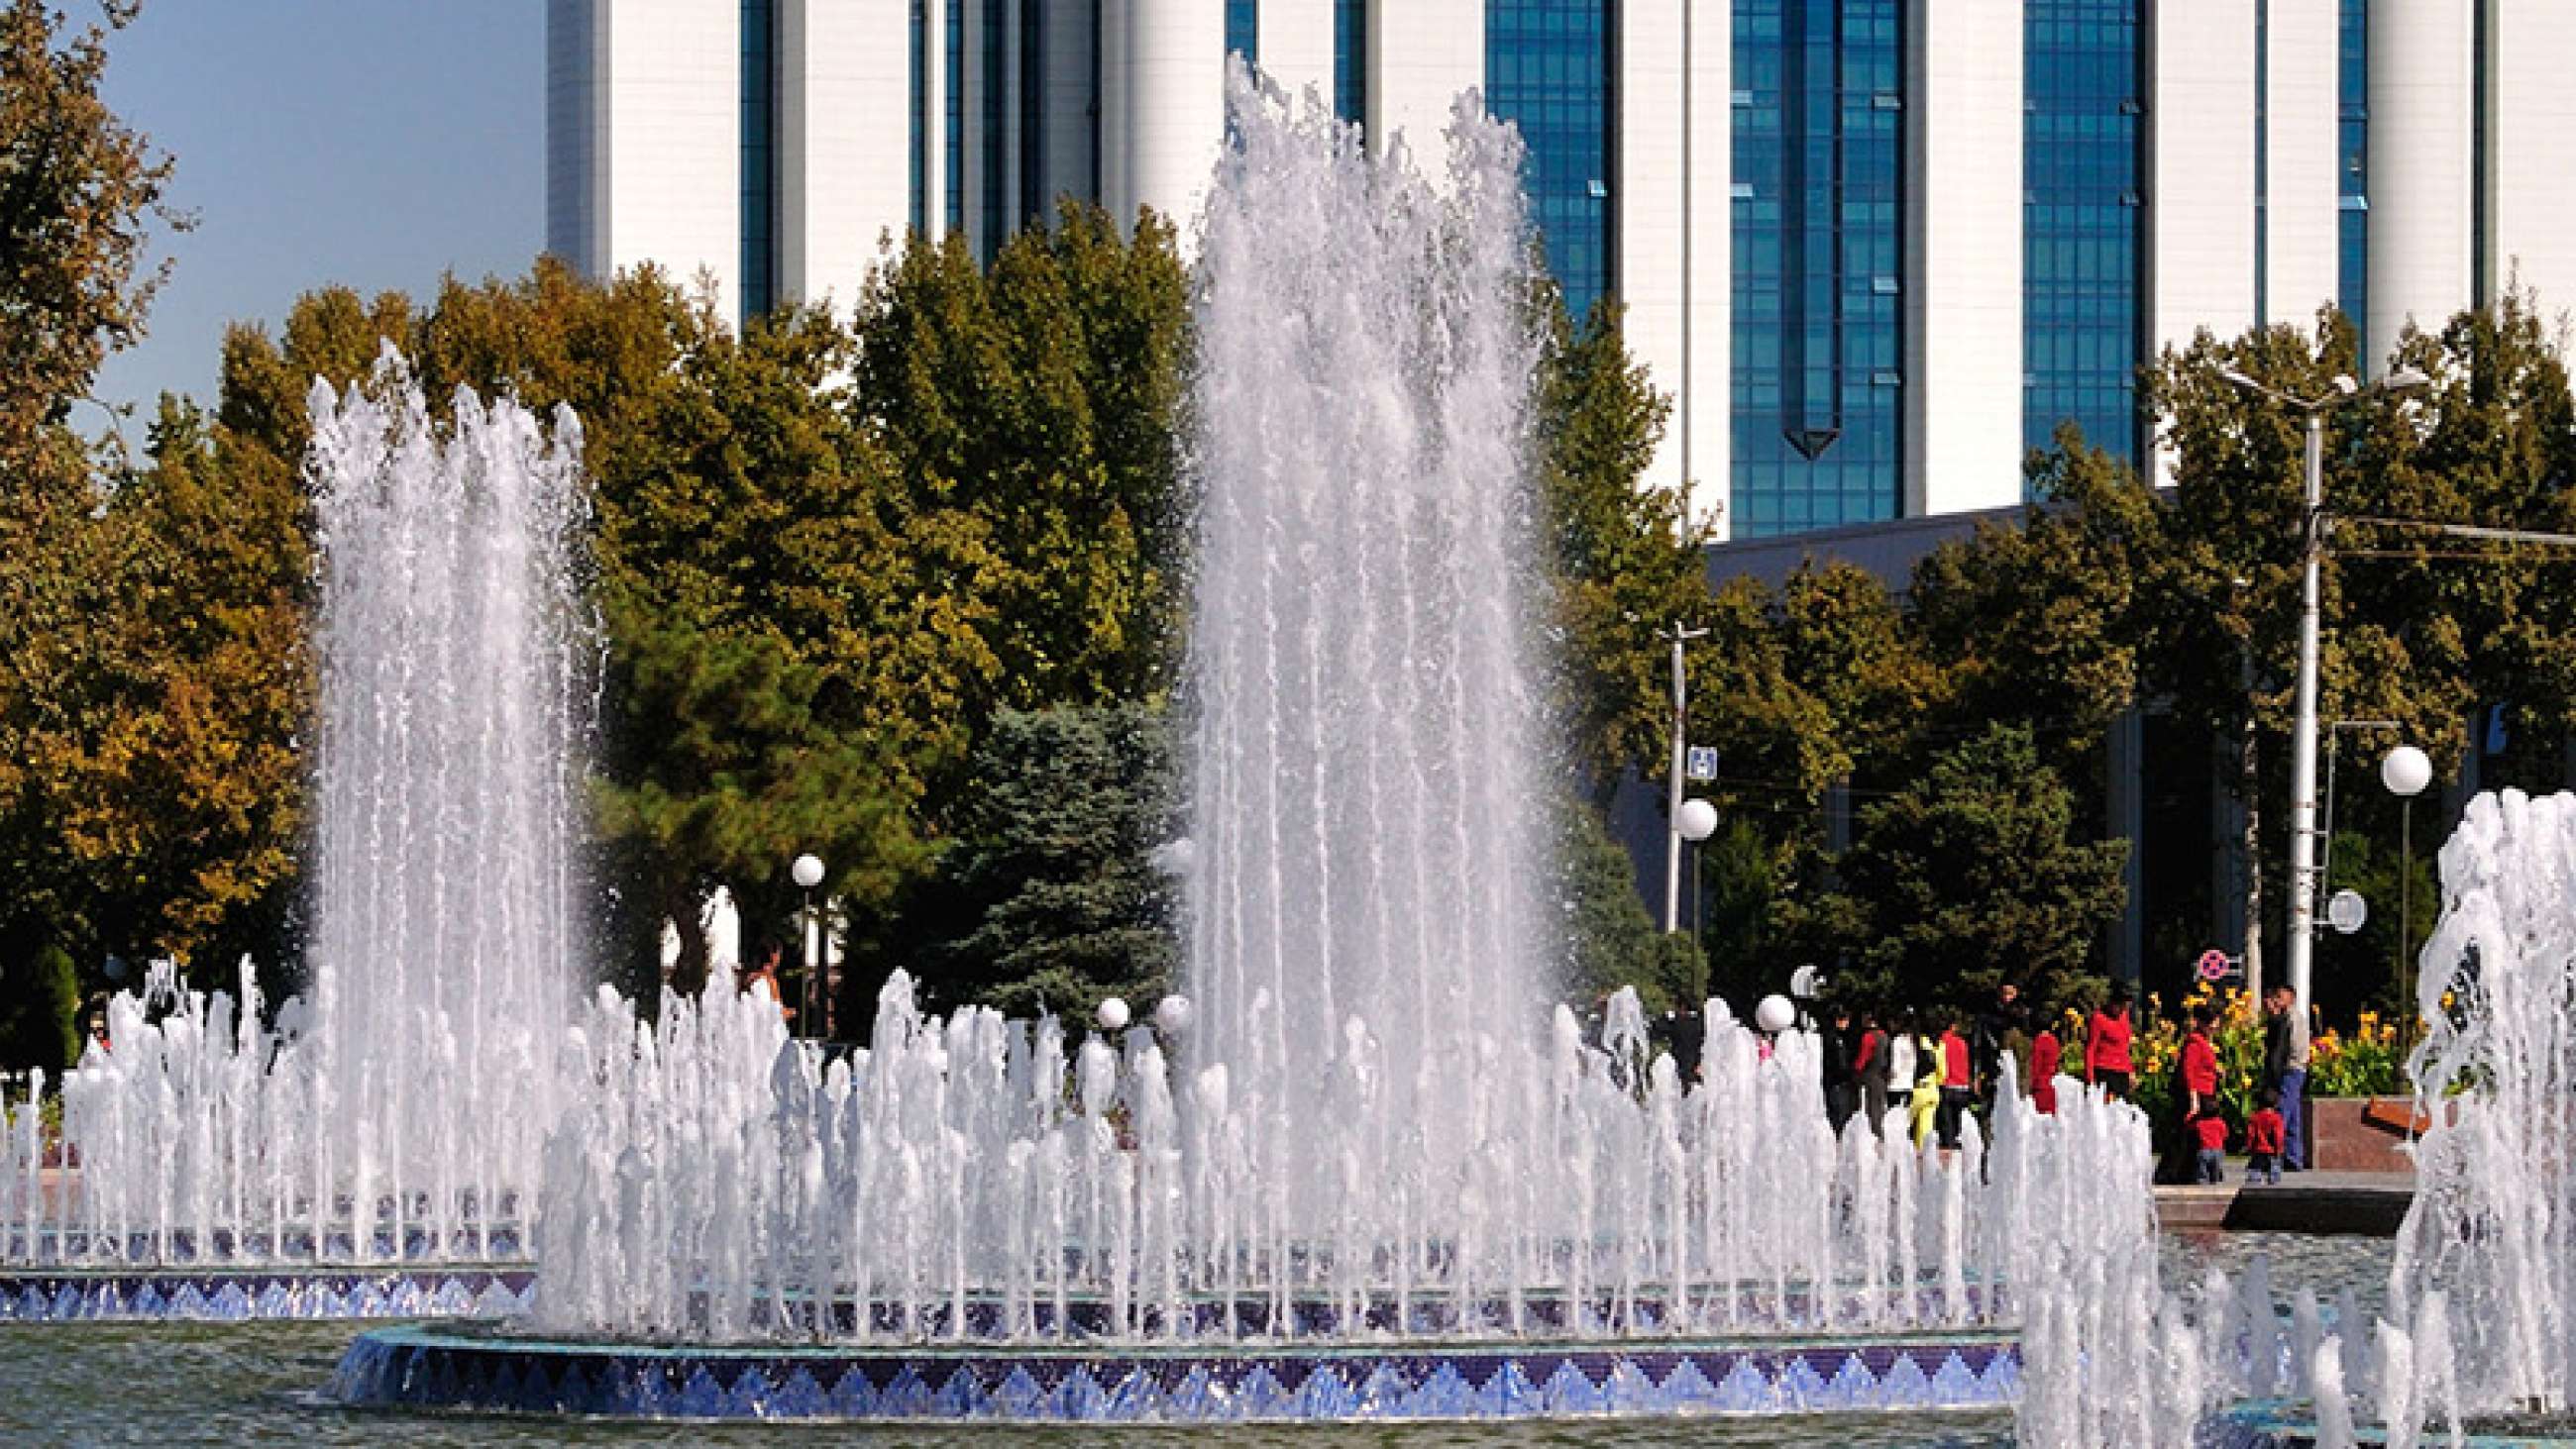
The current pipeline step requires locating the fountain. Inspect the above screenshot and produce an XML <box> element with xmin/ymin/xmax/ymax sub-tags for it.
<box><xmin>0</xmin><ymin>352</ymin><xmax>589</xmax><ymax>1317</ymax></box>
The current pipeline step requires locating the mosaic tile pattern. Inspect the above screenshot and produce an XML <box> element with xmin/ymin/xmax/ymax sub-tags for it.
<box><xmin>0</xmin><ymin>1270</ymin><xmax>534</xmax><ymax>1323</ymax></box>
<box><xmin>329</xmin><ymin>1325</ymin><xmax>2023</xmax><ymax>1423</ymax></box>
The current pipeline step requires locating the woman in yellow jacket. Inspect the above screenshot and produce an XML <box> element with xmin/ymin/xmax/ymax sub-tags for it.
<box><xmin>1908</xmin><ymin>1028</ymin><xmax>1947</xmax><ymax>1148</ymax></box>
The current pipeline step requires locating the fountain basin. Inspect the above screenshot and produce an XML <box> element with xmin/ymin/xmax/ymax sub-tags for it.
<box><xmin>328</xmin><ymin>1321</ymin><xmax>2020</xmax><ymax>1422</ymax></box>
<box><xmin>0</xmin><ymin>1266</ymin><xmax>532</xmax><ymax>1323</ymax></box>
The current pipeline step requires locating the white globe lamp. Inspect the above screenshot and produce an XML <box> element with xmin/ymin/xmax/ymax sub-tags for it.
<box><xmin>2381</xmin><ymin>745</ymin><xmax>2432</xmax><ymax>799</ymax></box>
<box><xmin>1097</xmin><ymin>996</ymin><xmax>1131</xmax><ymax>1033</ymax></box>
<box><xmin>1154</xmin><ymin>994</ymin><xmax>1194</xmax><ymax>1034</ymax></box>
<box><xmin>1676</xmin><ymin>797</ymin><xmax>1719</xmax><ymax>843</ymax></box>
<box><xmin>791</xmin><ymin>853</ymin><xmax>826</xmax><ymax>890</ymax></box>
<box><xmin>1754</xmin><ymin>993</ymin><xmax>1795</xmax><ymax>1034</ymax></box>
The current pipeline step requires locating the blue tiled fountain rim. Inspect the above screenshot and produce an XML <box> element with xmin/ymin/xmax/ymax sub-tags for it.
<box><xmin>329</xmin><ymin>1322</ymin><xmax>2022</xmax><ymax>1422</ymax></box>
<box><xmin>0</xmin><ymin>1268</ymin><xmax>534</xmax><ymax>1323</ymax></box>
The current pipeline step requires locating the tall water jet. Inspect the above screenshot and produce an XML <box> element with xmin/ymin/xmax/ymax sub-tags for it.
<box><xmin>300</xmin><ymin>350</ymin><xmax>594</xmax><ymax>1255</ymax></box>
<box><xmin>3</xmin><ymin>352</ymin><xmax>590</xmax><ymax>1265</ymax></box>
<box><xmin>1183</xmin><ymin>66</ymin><xmax>1549</xmax><ymax>1200</ymax></box>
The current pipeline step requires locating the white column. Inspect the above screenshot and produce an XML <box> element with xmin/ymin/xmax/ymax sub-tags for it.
<box><xmin>1261</xmin><ymin>0</ymin><xmax>1337</xmax><ymax>108</ymax></box>
<box><xmin>1618</xmin><ymin>0</ymin><xmax>1729</xmax><ymax>535</ymax></box>
<box><xmin>2148</xmin><ymin>0</ymin><xmax>2258</xmax><ymax>484</ymax></box>
<box><xmin>587</xmin><ymin>0</ymin><xmax>740</xmax><ymax>313</ymax></box>
<box><xmin>2482</xmin><ymin>0</ymin><xmax>2576</xmax><ymax>328</ymax></box>
<box><xmin>1039</xmin><ymin>0</ymin><xmax>1098</xmax><ymax>214</ymax></box>
<box><xmin>1123</xmin><ymin>0</ymin><xmax>1226</xmax><ymax>235</ymax></box>
<box><xmin>2263</xmin><ymin>0</ymin><xmax>2340</xmax><ymax>330</ymax></box>
<box><xmin>1906</xmin><ymin>0</ymin><xmax>2023</xmax><ymax>518</ymax></box>
<box><xmin>2366</xmin><ymin>0</ymin><xmax>2473</xmax><ymax>369</ymax></box>
<box><xmin>927</xmin><ymin>0</ymin><xmax>952</xmax><ymax>237</ymax></box>
<box><xmin>1369</xmin><ymin>0</ymin><xmax>1482</xmax><ymax>157</ymax></box>
<box><xmin>779</xmin><ymin>0</ymin><xmax>909</xmax><ymax>314</ymax></box>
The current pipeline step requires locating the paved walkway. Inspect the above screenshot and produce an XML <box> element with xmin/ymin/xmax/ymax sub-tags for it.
<box><xmin>2154</xmin><ymin>1167</ymin><xmax>2414</xmax><ymax>1235</ymax></box>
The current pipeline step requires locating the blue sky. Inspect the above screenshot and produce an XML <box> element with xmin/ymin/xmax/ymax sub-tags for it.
<box><xmin>92</xmin><ymin>2</ymin><xmax>542</xmax><ymax>421</ymax></box>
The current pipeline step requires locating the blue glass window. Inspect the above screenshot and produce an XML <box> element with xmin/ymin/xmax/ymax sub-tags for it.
<box><xmin>946</xmin><ymin>0</ymin><xmax>964</xmax><ymax>236</ymax></box>
<box><xmin>2339</xmin><ymin>0</ymin><xmax>2368</xmax><ymax>361</ymax></box>
<box><xmin>911</xmin><ymin>0</ymin><xmax>928</xmax><ymax>236</ymax></box>
<box><xmin>2021</xmin><ymin>0</ymin><xmax>2144</xmax><ymax>473</ymax></box>
<box><xmin>1229</xmin><ymin>0</ymin><xmax>1259</xmax><ymax>63</ymax></box>
<box><xmin>1336</xmin><ymin>0</ymin><xmax>1367</xmax><ymax>124</ymax></box>
<box><xmin>1485</xmin><ymin>0</ymin><xmax>1613</xmax><ymax>324</ymax></box>
<box><xmin>1731</xmin><ymin>0</ymin><xmax>1907</xmax><ymax>538</ymax></box>
<box><xmin>740</xmin><ymin>0</ymin><xmax>777</xmax><ymax>322</ymax></box>
<box><xmin>984</xmin><ymin>0</ymin><xmax>1007</xmax><ymax>256</ymax></box>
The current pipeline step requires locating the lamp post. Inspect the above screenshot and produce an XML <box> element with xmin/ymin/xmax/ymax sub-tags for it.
<box><xmin>792</xmin><ymin>853</ymin><xmax>825</xmax><ymax>1038</ymax></box>
<box><xmin>1664</xmin><ymin>621</ymin><xmax>1709</xmax><ymax>933</ymax></box>
<box><xmin>1677</xmin><ymin>797</ymin><xmax>1718</xmax><ymax>964</ymax></box>
<box><xmin>2380</xmin><ymin>745</ymin><xmax>2432</xmax><ymax>1039</ymax></box>
<box><xmin>2218</xmin><ymin>363</ymin><xmax>2428</xmax><ymax>1036</ymax></box>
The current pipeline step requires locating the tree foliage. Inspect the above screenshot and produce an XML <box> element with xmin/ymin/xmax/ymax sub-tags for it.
<box><xmin>1779</xmin><ymin>723</ymin><xmax>2127</xmax><ymax>1012</ymax></box>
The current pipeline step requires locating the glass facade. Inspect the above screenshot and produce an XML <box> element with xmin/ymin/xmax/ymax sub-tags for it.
<box><xmin>740</xmin><ymin>0</ymin><xmax>777</xmax><ymax>321</ymax></box>
<box><xmin>1485</xmin><ymin>0</ymin><xmax>1614</xmax><ymax>325</ymax></box>
<box><xmin>2339</xmin><ymin>0</ymin><xmax>2367</xmax><ymax>360</ymax></box>
<box><xmin>1731</xmin><ymin>0</ymin><xmax>1906</xmax><ymax>538</ymax></box>
<box><xmin>946</xmin><ymin>0</ymin><xmax>964</xmax><ymax>235</ymax></box>
<box><xmin>1230</xmin><ymin>0</ymin><xmax>1259</xmax><ymax>63</ymax></box>
<box><xmin>2021</xmin><ymin>0</ymin><xmax>2143</xmax><ymax>469</ymax></box>
<box><xmin>911</xmin><ymin>1</ymin><xmax>929</xmax><ymax>236</ymax></box>
<box><xmin>983</xmin><ymin>0</ymin><xmax>1008</xmax><ymax>254</ymax></box>
<box><xmin>1336</xmin><ymin>0</ymin><xmax>1367</xmax><ymax>124</ymax></box>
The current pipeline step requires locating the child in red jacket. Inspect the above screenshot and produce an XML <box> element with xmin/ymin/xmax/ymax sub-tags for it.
<box><xmin>2245</xmin><ymin>1087</ymin><xmax>2287</xmax><ymax>1185</ymax></box>
<box><xmin>2192</xmin><ymin>1107</ymin><xmax>2229</xmax><ymax>1185</ymax></box>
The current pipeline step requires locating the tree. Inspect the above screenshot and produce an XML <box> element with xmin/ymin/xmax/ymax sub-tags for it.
<box><xmin>1778</xmin><ymin>723</ymin><xmax>2126</xmax><ymax>1012</ymax></box>
<box><xmin>1533</xmin><ymin>299</ymin><xmax>1710</xmax><ymax>789</ymax></box>
<box><xmin>0</xmin><ymin>937</ymin><xmax>80</xmax><ymax>1074</ymax></box>
<box><xmin>1555</xmin><ymin>794</ymin><xmax>1704</xmax><ymax>1014</ymax></box>
<box><xmin>0</xmin><ymin>0</ymin><xmax>179</xmax><ymax>492</ymax></box>
<box><xmin>899</xmin><ymin>704</ymin><xmax>1180</xmax><ymax>1021</ymax></box>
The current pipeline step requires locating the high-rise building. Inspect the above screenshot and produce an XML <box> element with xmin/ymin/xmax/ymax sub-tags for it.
<box><xmin>548</xmin><ymin>0</ymin><xmax>2576</xmax><ymax>540</ymax></box>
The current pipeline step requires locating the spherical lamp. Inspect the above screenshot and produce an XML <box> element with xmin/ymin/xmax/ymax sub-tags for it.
<box><xmin>1097</xmin><ymin>996</ymin><xmax>1131</xmax><ymax>1032</ymax></box>
<box><xmin>1754</xmin><ymin>993</ymin><xmax>1795</xmax><ymax>1035</ymax></box>
<box><xmin>791</xmin><ymin>853</ymin><xmax>826</xmax><ymax>890</ymax></box>
<box><xmin>1153</xmin><ymin>994</ymin><xmax>1194</xmax><ymax>1034</ymax></box>
<box><xmin>1676</xmin><ymin>797</ymin><xmax>1719</xmax><ymax>843</ymax></box>
<box><xmin>2381</xmin><ymin>745</ymin><xmax>2432</xmax><ymax>799</ymax></box>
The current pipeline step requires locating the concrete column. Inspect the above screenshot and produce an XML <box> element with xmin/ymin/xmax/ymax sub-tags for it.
<box><xmin>1100</xmin><ymin>0</ymin><xmax>1128</xmax><ymax>222</ymax></box>
<box><xmin>2366</xmin><ymin>0</ymin><xmax>2473</xmax><ymax>368</ymax></box>
<box><xmin>779</xmin><ymin>0</ymin><xmax>909</xmax><ymax>313</ymax></box>
<box><xmin>2263</xmin><ymin>0</ymin><xmax>2341</xmax><ymax>329</ymax></box>
<box><xmin>1906</xmin><ymin>0</ymin><xmax>2023</xmax><ymax>519</ymax></box>
<box><xmin>1368</xmin><ymin>0</ymin><xmax>1481</xmax><ymax>158</ymax></box>
<box><xmin>1617</xmin><ymin>0</ymin><xmax>1730</xmax><ymax>535</ymax></box>
<box><xmin>927</xmin><ymin>0</ymin><xmax>952</xmax><ymax>237</ymax></box>
<box><xmin>2482</xmin><ymin>0</ymin><xmax>2576</xmax><ymax>322</ymax></box>
<box><xmin>1122</xmin><ymin>0</ymin><xmax>1225</xmax><ymax>235</ymax></box>
<box><xmin>2148</xmin><ymin>0</ymin><xmax>2259</xmax><ymax>484</ymax></box>
<box><xmin>1261</xmin><ymin>0</ymin><xmax>1336</xmax><ymax>107</ymax></box>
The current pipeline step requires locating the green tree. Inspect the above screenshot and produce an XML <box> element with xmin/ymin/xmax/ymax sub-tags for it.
<box><xmin>1533</xmin><ymin>299</ymin><xmax>1710</xmax><ymax>789</ymax></box>
<box><xmin>0</xmin><ymin>937</ymin><xmax>80</xmax><ymax>1074</ymax></box>
<box><xmin>1779</xmin><ymin>723</ymin><xmax>2126</xmax><ymax>1012</ymax></box>
<box><xmin>1556</xmin><ymin>795</ymin><xmax>1704</xmax><ymax>1014</ymax></box>
<box><xmin>901</xmin><ymin>704</ymin><xmax>1180</xmax><ymax>1021</ymax></box>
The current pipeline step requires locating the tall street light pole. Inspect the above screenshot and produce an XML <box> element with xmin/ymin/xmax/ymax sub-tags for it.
<box><xmin>1665</xmin><ymin>621</ymin><xmax>1709</xmax><ymax>933</ymax></box>
<box><xmin>2219</xmin><ymin>363</ymin><xmax>2427</xmax><ymax>1036</ymax></box>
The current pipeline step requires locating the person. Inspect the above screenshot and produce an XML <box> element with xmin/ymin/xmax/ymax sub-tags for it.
<box><xmin>1665</xmin><ymin>1006</ymin><xmax>1706</xmax><ymax>1088</ymax></box>
<box><xmin>2181</xmin><ymin>1004</ymin><xmax>2220</xmax><ymax>1116</ymax></box>
<box><xmin>738</xmin><ymin>940</ymin><xmax>796</xmax><ymax>1024</ymax></box>
<box><xmin>2261</xmin><ymin>984</ymin><xmax>2311</xmax><ymax>1172</ymax></box>
<box><xmin>2192</xmin><ymin>1105</ymin><xmax>2229</xmax><ymax>1185</ymax></box>
<box><xmin>2027</xmin><ymin>1024</ymin><xmax>2063</xmax><ymax>1115</ymax></box>
<box><xmin>1884</xmin><ymin>1015</ymin><xmax>1919</xmax><ymax>1139</ymax></box>
<box><xmin>1937</xmin><ymin>1015</ymin><xmax>1974</xmax><ymax>1149</ymax></box>
<box><xmin>1908</xmin><ymin>1023</ymin><xmax>1945</xmax><ymax>1149</ymax></box>
<box><xmin>2087</xmin><ymin>985</ymin><xmax>2136</xmax><ymax>1099</ymax></box>
<box><xmin>1821</xmin><ymin>1003</ymin><xmax>1862</xmax><ymax>1133</ymax></box>
<box><xmin>1857</xmin><ymin>1010</ymin><xmax>1889</xmax><ymax>1135</ymax></box>
<box><xmin>1973</xmin><ymin>982</ymin><xmax>2025</xmax><ymax>1099</ymax></box>
<box><xmin>2245</xmin><ymin>1087</ymin><xmax>2287</xmax><ymax>1186</ymax></box>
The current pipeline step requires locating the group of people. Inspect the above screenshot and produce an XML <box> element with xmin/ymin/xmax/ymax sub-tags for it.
<box><xmin>1812</xmin><ymin>979</ymin><xmax>2313</xmax><ymax>1179</ymax></box>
